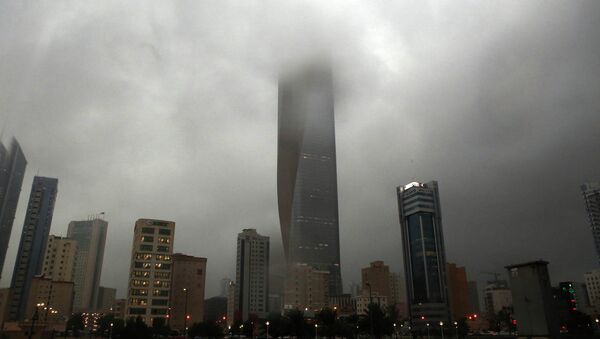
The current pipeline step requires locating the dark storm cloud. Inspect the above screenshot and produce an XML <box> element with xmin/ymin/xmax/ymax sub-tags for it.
<box><xmin>0</xmin><ymin>1</ymin><xmax>598</xmax><ymax>297</ymax></box>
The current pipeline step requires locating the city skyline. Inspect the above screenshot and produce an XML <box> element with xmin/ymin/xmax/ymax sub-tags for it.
<box><xmin>0</xmin><ymin>1</ymin><xmax>599</xmax><ymax>302</ymax></box>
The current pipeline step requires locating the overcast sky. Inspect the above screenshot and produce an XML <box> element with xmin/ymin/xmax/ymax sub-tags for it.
<box><xmin>1</xmin><ymin>1</ymin><xmax>599</xmax><ymax>299</ymax></box>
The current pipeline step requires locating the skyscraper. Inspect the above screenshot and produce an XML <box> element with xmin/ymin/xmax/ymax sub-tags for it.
<box><xmin>277</xmin><ymin>63</ymin><xmax>342</xmax><ymax>296</ymax></box>
<box><xmin>234</xmin><ymin>229</ymin><xmax>269</xmax><ymax>321</ymax></box>
<box><xmin>0</xmin><ymin>138</ymin><xmax>27</xmax><ymax>278</ymax></box>
<box><xmin>41</xmin><ymin>235</ymin><xmax>78</xmax><ymax>282</ymax></box>
<box><xmin>9</xmin><ymin>176</ymin><xmax>58</xmax><ymax>320</ymax></box>
<box><xmin>67</xmin><ymin>218</ymin><xmax>108</xmax><ymax>311</ymax></box>
<box><xmin>446</xmin><ymin>263</ymin><xmax>470</xmax><ymax>321</ymax></box>
<box><xmin>396</xmin><ymin>181</ymin><xmax>450</xmax><ymax>327</ymax></box>
<box><xmin>582</xmin><ymin>183</ymin><xmax>600</xmax><ymax>264</ymax></box>
<box><xmin>125</xmin><ymin>219</ymin><xmax>175</xmax><ymax>325</ymax></box>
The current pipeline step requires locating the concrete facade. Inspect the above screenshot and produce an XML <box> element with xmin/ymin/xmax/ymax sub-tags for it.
<box><xmin>235</xmin><ymin>229</ymin><xmax>269</xmax><ymax>321</ymax></box>
<box><xmin>506</xmin><ymin>260</ymin><xmax>559</xmax><ymax>338</ymax></box>
<box><xmin>447</xmin><ymin>263</ymin><xmax>470</xmax><ymax>321</ymax></box>
<box><xmin>169</xmin><ymin>253</ymin><xmax>207</xmax><ymax>331</ymax></box>
<box><xmin>125</xmin><ymin>219</ymin><xmax>175</xmax><ymax>325</ymax></box>
<box><xmin>284</xmin><ymin>264</ymin><xmax>329</xmax><ymax>311</ymax></box>
<box><xmin>41</xmin><ymin>235</ymin><xmax>77</xmax><ymax>282</ymax></box>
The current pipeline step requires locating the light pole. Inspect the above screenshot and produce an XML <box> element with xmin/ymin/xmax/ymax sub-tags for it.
<box><xmin>109</xmin><ymin>322</ymin><xmax>113</xmax><ymax>339</ymax></box>
<box><xmin>426</xmin><ymin>323</ymin><xmax>430</xmax><ymax>339</ymax></box>
<box><xmin>314</xmin><ymin>324</ymin><xmax>318</xmax><ymax>338</ymax></box>
<box><xmin>28</xmin><ymin>302</ymin><xmax>44</xmax><ymax>339</ymax></box>
<box><xmin>239</xmin><ymin>324</ymin><xmax>243</xmax><ymax>339</ymax></box>
<box><xmin>183</xmin><ymin>288</ymin><xmax>189</xmax><ymax>336</ymax></box>
<box><xmin>266</xmin><ymin>321</ymin><xmax>270</xmax><ymax>338</ymax></box>
<box><xmin>454</xmin><ymin>321</ymin><xmax>458</xmax><ymax>339</ymax></box>
<box><xmin>393</xmin><ymin>323</ymin><xmax>396</xmax><ymax>339</ymax></box>
<box><xmin>440</xmin><ymin>321</ymin><xmax>445</xmax><ymax>339</ymax></box>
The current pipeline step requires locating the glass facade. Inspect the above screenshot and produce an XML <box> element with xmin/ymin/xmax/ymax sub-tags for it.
<box><xmin>277</xmin><ymin>64</ymin><xmax>342</xmax><ymax>296</ymax></box>
<box><xmin>397</xmin><ymin>181</ymin><xmax>450</xmax><ymax>326</ymax></box>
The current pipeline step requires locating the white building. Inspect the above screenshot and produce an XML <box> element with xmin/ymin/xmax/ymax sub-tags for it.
<box><xmin>235</xmin><ymin>229</ymin><xmax>269</xmax><ymax>321</ymax></box>
<box><xmin>584</xmin><ymin>269</ymin><xmax>600</xmax><ymax>306</ymax></box>
<box><xmin>42</xmin><ymin>235</ymin><xmax>78</xmax><ymax>282</ymax></box>
<box><xmin>125</xmin><ymin>219</ymin><xmax>175</xmax><ymax>325</ymax></box>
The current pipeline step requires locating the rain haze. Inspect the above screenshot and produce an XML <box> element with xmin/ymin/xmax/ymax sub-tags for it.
<box><xmin>0</xmin><ymin>0</ymin><xmax>599</xmax><ymax>299</ymax></box>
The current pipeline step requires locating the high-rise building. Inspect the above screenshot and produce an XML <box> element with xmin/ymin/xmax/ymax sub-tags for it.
<box><xmin>125</xmin><ymin>219</ymin><xmax>175</xmax><ymax>325</ymax></box>
<box><xmin>582</xmin><ymin>183</ymin><xmax>600</xmax><ymax>264</ymax></box>
<box><xmin>96</xmin><ymin>286</ymin><xmax>117</xmax><ymax>312</ymax></box>
<box><xmin>467</xmin><ymin>281</ymin><xmax>481</xmax><ymax>315</ymax></box>
<box><xmin>584</xmin><ymin>269</ymin><xmax>600</xmax><ymax>306</ymax></box>
<box><xmin>169</xmin><ymin>253</ymin><xmax>207</xmax><ymax>331</ymax></box>
<box><xmin>0</xmin><ymin>288</ymin><xmax>11</xmax><ymax>324</ymax></box>
<box><xmin>234</xmin><ymin>229</ymin><xmax>269</xmax><ymax>321</ymax></box>
<box><xmin>446</xmin><ymin>263</ymin><xmax>470</xmax><ymax>321</ymax></box>
<box><xmin>505</xmin><ymin>260</ymin><xmax>559</xmax><ymax>337</ymax></box>
<box><xmin>284</xmin><ymin>263</ymin><xmax>330</xmax><ymax>311</ymax></box>
<box><xmin>24</xmin><ymin>276</ymin><xmax>74</xmax><ymax>325</ymax></box>
<box><xmin>396</xmin><ymin>181</ymin><xmax>450</xmax><ymax>327</ymax></box>
<box><xmin>67</xmin><ymin>218</ymin><xmax>108</xmax><ymax>311</ymax></box>
<box><xmin>389</xmin><ymin>272</ymin><xmax>408</xmax><ymax>318</ymax></box>
<box><xmin>219</xmin><ymin>278</ymin><xmax>232</xmax><ymax>298</ymax></box>
<box><xmin>9</xmin><ymin>176</ymin><xmax>58</xmax><ymax>320</ymax></box>
<box><xmin>483</xmin><ymin>280</ymin><xmax>512</xmax><ymax>317</ymax></box>
<box><xmin>41</xmin><ymin>235</ymin><xmax>77</xmax><ymax>282</ymax></box>
<box><xmin>226</xmin><ymin>281</ymin><xmax>236</xmax><ymax>326</ymax></box>
<box><xmin>0</xmin><ymin>138</ymin><xmax>27</xmax><ymax>279</ymax></box>
<box><xmin>277</xmin><ymin>63</ymin><xmax>342</xmax><ymax>296</ymax></box>
<box><xmin>361</xmin><ymin>261</ymin><xmax>391</xmax><ymax>305</ymax></box>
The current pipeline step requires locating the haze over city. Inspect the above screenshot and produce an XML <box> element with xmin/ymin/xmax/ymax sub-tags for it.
<box><xmin>0</xmin><ymin>0</ymin><xmax>599</xmax><ymax>305</ymax></box>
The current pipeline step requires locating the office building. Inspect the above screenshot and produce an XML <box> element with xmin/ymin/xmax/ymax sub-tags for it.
<box><xmin>506</xmin><ymin>260</ymin><xmax>559</xmax><ymax>337</ymax></box>
<box><xmin>467</xmin><ymin>281</ymin><xmax>481</xmax><ymax>315</ymax></box>
<box><xmin>169</xmin><ymin>253</ymin><xmax>207</xmax><ymax>331</ymax></box>
<box><xmin>226</xmin><ymin>281</ymin><xmax>235</xmax><ymax>326</ymax></box>
<box><xmin>0</xmin><ymin>138</ymin><xmax>27</xmax><ymax>279</ymax></box>
<box><xmin>219</xmin><ymin>278</ymin><xmax>232</xmax><ymax>298</ymax></box>
<box><xmin>329</xmin><ymin>294</ymin><xmax>354</xmax><ymax>316</ymax></box>
<box><xmin>111</xmin><ymin>298</ymin><xmax>126</xmax><ymax>320</ymax></box>
<box><xmin>0</xmin><ymin>288</ymin><xmax>11</xmax><ymax>324</ymax></box>
<box><xmin>483</xmin><ymin>280</ymin><xmax>512</xmax><ymax>317</ymax></box>
<box><xmin>361</xmin><ymin>261</ymin><xmax>391</xmax><ymax>305</ymax></box>
<box><xmin>24</xmin><ymin>276</ymin><xmax>74</xmax><ymax>325</ymax></box>
<box><xmin>96</xmin><ymin>286</ymin><xmax>116</xmax><ymax>312</ymax></box>
<box><xmin>9</xmin><ymin>176</ymin><xmax>58</xmax><ymax>320</ymax></box>
<box><xmin>204</xmin><ymin>296</ymin><xmax>227</xmax><ymax>322</ymax></box>
<box><xmin>582</xmin><ymin>183</ymin><xmax>600</xmax><ymax>264</ymax></box>
<box><xmin>67</xmin><ymin>218</ymin><xmax>108</xmax><ymax>311</ymax></box>
<box><xmin>284</xmin><ymin>263</ymin><xmax>329</xmax><ymax>311</ymax></box>
<box><xmin>353</xmin><ymin>294</ymin><xmax>388</xmax><ymax>316</ymax></box>
<box><xmin>396</xmin><ymin>181</ymin><xmax>450</xmax><ymax>327</ymax></box>
<box><xmin>447</xmin><ymin>263</ymin><xmax>470</xmax><ymax>321</ymax></box>
<box><xmin>277</xmin><ymin>63</ymin><xmax>342</xmax><ymax>296</ymax></box>
<box><xmin>389</xmin><ymin>272</ymin><xmax>408</xmax><ymax>318</ymax></box>
<box><xmin>41</xmin><ymin>235</ymin><xmax>77</xmax><ymax>282</ymax></box>
<box><xmin>234</xmin><ymin>229</ymin><xmax>269</xmax><ymax>321</ymax></box>
<box><xmin>585</xmin><ymin>269</ymin><xmax>600</xmax><ymax>307</ymax></box>
<box><xmin>125</xmin><ymin>219</ymin><xmax>175</xmax><ymax>324</ymax></box>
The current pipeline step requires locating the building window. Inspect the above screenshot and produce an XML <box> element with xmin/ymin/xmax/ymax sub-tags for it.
<box><xmin>140</xmin><ymin>244</ymin><xmax>153</xmax><ymax>252</ymax></box>
<box><xmin>158</xmin><ymin>229</ymin><xmax>171</xmax><ymax>235</ymax></box>
<box><xmin>157</xmin><ymin>246</ymin><xmax>169</xmax><ymax>252</ymax></box>
<box><xmin>142</xmin><ymin>227</ymin><xmax>154</xmax><ymax>234</ymax></box>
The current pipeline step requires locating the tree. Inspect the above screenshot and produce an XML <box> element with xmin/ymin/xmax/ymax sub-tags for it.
<box><xmin>286</xmin><ymin>309</ymin><xmax>307</xmax><ymax>338</ymax></box>
<box><xmin>66</xmin><ymin>313</ymin><xmax>85</xmax><ymax>337</ymax></box>
<box><xmin>121</xmin><ymin>316</ymin><xmax>153</xmax><ymax>339</ymax></box>
<box><xmin>188</xmin><ymin>321</ymin><xmax>224</xmax><ymax>338</ymax></box>
<box><xmin>315</xmin><ymin>308</ymin><xmax>337</xmax><ymax>338</ymax></box>
<box><xmin>151</xmin><ymin>317</ymin><xmax>170</xmax><ymax>337</ymax></box>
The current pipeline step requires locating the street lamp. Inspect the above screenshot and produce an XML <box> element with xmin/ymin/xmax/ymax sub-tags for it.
<box><xmin>265</xmin><ymin>321</ymin><xmax>270</xmax><ymax>338</ymax></box>
<box><xmin>440</xmin><ymin>321</ymin><xmax>445</xmax><ymax>339</ymax></box>
<box><xmin>454</xmin><ymin>321</ymin><xmax>458</xmax><ymax>339</ymax></box>
<box><xmin>109</xmin><ymin>322</ymin><xmax>113</xmax><ymax>339</ymax></box>
<box><xmin>393</xmin><ymin>323</ymin><xmax>397</xmax><ymax>339</ymax></box>
<box><xmin>239</xmin><ymin>324</ymin><xmax>243</xmax><ymax>339</ymax></box>
<box><xmin>183</xmin><ymin>288</ymin><xmax>189</xmax><ymax>336</ymax></box>
<box><xmin>28</xmin><ymin>302</ymin><xmax>45</xmax><ymax>339</ymax></box>
<box><xmin>314</xmin><ymin>324</ymin><xmax>318</xmax><ymax>338</ymax></box>
<box><xmin>426</xmin><ymin>323</ymin><xmax>430</xmax><ymax>339</ymax></box>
